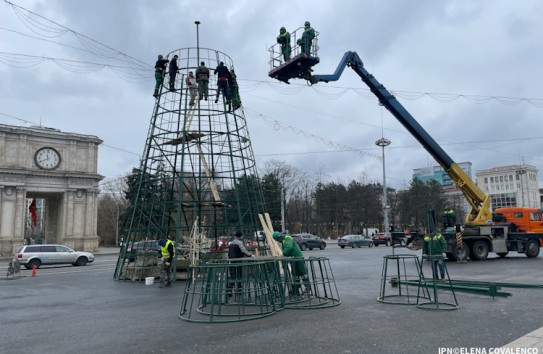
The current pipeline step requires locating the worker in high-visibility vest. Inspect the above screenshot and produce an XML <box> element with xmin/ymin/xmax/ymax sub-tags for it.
<box><xmin>423</xmin><ymin>232</ymin><xmax>448</xmax><ymax>279</ymax></box>
<box><xmin>158</xmin><ymin>235</ymin><xmax>175</xmax><ymax>287</ymax></box>
<box><xmin>276</xmin><ymin>26</ymin><xmax>291</xmax><ymax>62</ymax></box>
<box><xmin>442</xmin><ymin>207</ymin><xmax>456</xmax><ymax>228</ymax></box>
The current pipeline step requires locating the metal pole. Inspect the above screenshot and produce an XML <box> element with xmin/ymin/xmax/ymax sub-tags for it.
<box><xmin>281</xmin><ymin>187</ymin><xmax>286</xmax><ymax>233</ymax></box>
<box><xmin>376</xmin><ymin>137</ymin><xmax>391</xmax><ymax>244</ymax></box>
<box><xmin>115</xmin><ymin>203</ymin><xmax>119</xmax><ymax>247</ymax></box>
<box><xmin>195</xmin><ymin>21</ymin><xmax>200</xmax><ymax>63</ymax></box>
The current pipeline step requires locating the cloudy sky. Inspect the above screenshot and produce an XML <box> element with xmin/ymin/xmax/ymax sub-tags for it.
<box><xmin>2</xmin><ymin>0</ymin><xmax>543</xmax><ymax>190</ymax></box>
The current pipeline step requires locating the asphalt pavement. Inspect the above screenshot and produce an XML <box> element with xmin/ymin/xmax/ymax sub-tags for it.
<box><xmin>1</xmin><ymin>245</ymin><xmax>543</xmax><ymax>354</ymax></box>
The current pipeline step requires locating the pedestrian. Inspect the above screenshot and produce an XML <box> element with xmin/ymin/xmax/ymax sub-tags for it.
<box><xmin>296</xmin><ymin>21</ymin><xmax>315</xmax><ymax>56</ymax></box>
<box><xmin>153</xmin><ymin>54</ymin><xmax>169</xmax><ymax>98</ymax></box>
<box><xmin>168</xmin><ymin>54</ymin><xmax>179</xmax><ymax>91</ymax></box>
<box><xmin>272</xmin><ymin>231</ymin><xmax>310</xmax><ymax>296</ymax></box>
<box><xmin>157</xmin><ymin>235</ymin><xmax>175</xmax><ymax>287</ymax></box>
<box><xmin>195</xmin><ymin>61</ymin><xmax>209</xmax><ymax>101</ymax></box>
<box><xmin>422</xmin><ymin>232</ymin><xmax>448</xmax><ymax>280</ymax></box>
<box><xmin>276</xmin><ymin>26</ymin><xmax>291</xmax><ymax>62</ymax></box>
<box><xmin>214</xmin><ymin>61</ymin><xmax>231</xmax><ymax>105</ymax></box>
<box><xmin>228</xmin><ymin>232</ymin><xmax>255</xmax><ymax>296</ymax></box>
<box><xmin>186</xmin><ymin>71</ymin><xmax>198</xmax><ymax>106</ymax></box>
<box><xmin>228</xmin><ymin>68</ymin><xmax>241</xmax><ymax>111</ymax></box>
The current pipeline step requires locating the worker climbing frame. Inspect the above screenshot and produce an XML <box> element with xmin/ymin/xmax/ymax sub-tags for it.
<box><xmin>114</xmin><ymin>47</ymin><xmax>266</xmax><ymax>282</ymax></box>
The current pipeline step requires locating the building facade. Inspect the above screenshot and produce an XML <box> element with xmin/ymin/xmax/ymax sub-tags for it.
<box><xmin>0</xmin><ymin>124</ymin><xmax>103</xmax><ymax>256</ymax></box>
<box><xmin>412</xmin><ymin>162</ymin><xmax>473</xmax><ymax>219</ymax></box>
<box><xmin>475</xmin><ymin>164</ymin><xmax>540</xmax><ymax>210</ymax></box>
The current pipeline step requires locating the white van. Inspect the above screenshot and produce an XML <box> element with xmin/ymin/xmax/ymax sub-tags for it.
<box><xmin>361</xmin><ymin>228</ymin><xmax>379</xmax><ymax>238</ymax></box>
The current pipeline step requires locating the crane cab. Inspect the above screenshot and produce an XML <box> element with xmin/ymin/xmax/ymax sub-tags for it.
<box><xmin>268</xmin><ymin>26</ymin><xmax>320</xmax><ymax>84</ymax></box>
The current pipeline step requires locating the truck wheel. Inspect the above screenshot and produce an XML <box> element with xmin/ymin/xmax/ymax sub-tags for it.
<box><xmin>470</xmin><ymin>240</ymin><xmax>489</xmax><ymax>261</ymax></box>
<box><xmin>497</xmin><ymin>252</ymin><xmax>508</xmax><ymax>258</ymax></box>
<box><xmin>526</xmin><ymin>240</ymin><xmax>540</xmax><ymax>258</ymax></box>
<box><xmin>453</xmin><ymin>243</ymin><xmax>469</xmax><ymax>261</ymax></box>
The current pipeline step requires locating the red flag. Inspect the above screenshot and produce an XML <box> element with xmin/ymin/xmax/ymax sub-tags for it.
<box><xmin>29</xmin><ymin>199</ymin><xmax>37</xmax><ymax>226</ymax></box>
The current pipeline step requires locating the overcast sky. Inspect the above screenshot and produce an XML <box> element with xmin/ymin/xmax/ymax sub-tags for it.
<box><xmin>2</xmin><ymin>0</ymin><xmax>543</xmax><ymax>190</ymax></box>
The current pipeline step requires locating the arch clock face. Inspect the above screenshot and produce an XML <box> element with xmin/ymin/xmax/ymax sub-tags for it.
<box><xmin>34</xmin><ymin>147</ymin><xmax>61</xmax><ymax>170</ymax></box>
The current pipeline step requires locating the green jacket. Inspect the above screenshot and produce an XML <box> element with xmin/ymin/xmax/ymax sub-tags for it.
<box><xmin>422</xmin><ymin>233</ymin><xmax>448</xmax><ymax>255</ymax></box>
<box><xmin>195</xmin><ymin>65</ymin><xmax>209</xmax><ymax>82</ymax></box>
<box><xmin>282</xmin><ymin>234</ymin><xmax>303</xmax><ymax>258</ymax></box>
<box><xmin>301</xmin><ymin>26</ymin><xmax>315</xmax><ymax>42</ymax></box>
<box><xmin>277</xmin><ymin>31</ymin><xmax>290</xmax><ymax>47</ymax></box>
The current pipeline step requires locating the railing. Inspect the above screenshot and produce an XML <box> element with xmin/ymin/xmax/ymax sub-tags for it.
<box><xmin>268</xmin><ymin>26</ymin><xmax>320</xmax><ymax>71</ymax></box>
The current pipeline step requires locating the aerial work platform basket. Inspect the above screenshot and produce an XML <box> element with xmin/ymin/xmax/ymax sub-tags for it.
<box><xmin>268</xmin><ymin>26</ymin><xmax>320</xmax><ymax>84</ymax></box>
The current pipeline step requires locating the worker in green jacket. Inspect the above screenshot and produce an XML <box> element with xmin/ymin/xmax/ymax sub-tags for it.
<box><xmin>276</xmin><ymin>26</ymin><xmax>291</xmax><ymax>62</ymax></box>
<box><xmin>423</xmin><ymin>232</ymin><xmax>448</xmax><ymax>279</ymax></box>
<box><xmin>442</xmin><ymin>207</ymin><xmax>456</xmax><ymax>228</ymax></box>
<box><xmin>195</xmin><ymin>61</ymin><xmax>209</xmax><ymax>101</ymax></box>
<box><xmin>273</xmin><ymin>231</ymin><xmax>309</xmax><ymax>296</ymax></box>
<box><xmin>297</xmin><ymin>21</ymin><xmax>315</xmax><ymax>56</ymax></box>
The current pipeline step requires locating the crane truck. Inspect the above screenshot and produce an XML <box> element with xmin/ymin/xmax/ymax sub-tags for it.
<box><xmin>268</xmin><ymin>48</ymin><xmax>543</xmax><ymax>261</ymax></box>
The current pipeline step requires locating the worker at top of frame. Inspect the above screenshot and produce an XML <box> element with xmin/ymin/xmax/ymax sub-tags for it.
<box><xmin>153</xmin><ymin>54</ymin><xmax>169</xmax><ymax>98</ymax></box>
<box><xmin>297</xmin><ymin>21</ymin><xmax>315</xmax><ymax>56</ymax></box>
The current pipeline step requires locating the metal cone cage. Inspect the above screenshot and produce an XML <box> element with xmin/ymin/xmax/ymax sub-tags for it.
<box><xmin>114</xmin><ymin>48</ymin><xmax>266</xmax><ymax>282</ymax></box>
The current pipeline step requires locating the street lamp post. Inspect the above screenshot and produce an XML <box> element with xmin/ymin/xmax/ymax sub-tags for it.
<box><xmin>376</xmin><ymin>137</ymin><xmax>391</xmax><ymax>242</ymax></box>
<box><xmin>195</xmin><ymin>21</ymin><xmax>200</xmax><ymax>63</ymax></box>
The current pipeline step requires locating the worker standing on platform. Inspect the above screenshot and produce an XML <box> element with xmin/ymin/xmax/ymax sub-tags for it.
<box><xmin>422</xmin><ymin>232</ymin><xmax>447</xmax><ymax>280</ymax></box>
<box><xmin>297</xmin><ymin>21</ymin><xmax>315</xmax><ymax>56</ymax></box>
<box><xmin>168</xmin><ymin>55</ymin><xmax>179</xmax><ymax>91</ymax></box>
<box><xmin>228</xmin><ymin>68</ymin><xmax>241</xmax><ymax>111</ymax></box>
<box><xmin>186</xmin><ymin>71</ymin><xmax>198</xmax><ymax>106</ymax></box>
<box><xmin>273</xmin><ymin>231</ymin><xmax>309</xmax><ymax>296</ymax></box>
<box><xmin>153</xmin><ymin>54</ymin><xmax>169</xmax><ymax>98</ymax></box>
<box><xmin>214</xmin><ymin>61</ymin><xmax>231</xmax><ymax>105</ymax></box>
<box><xmin>195</xmin><ymin>61</ymin><xmax>209</xmax><ymax>101</ymax></box>
<box><xmin>277</xmin><ymin>26</ymin><xmax>291</xmax><ymax>62</ymax></box>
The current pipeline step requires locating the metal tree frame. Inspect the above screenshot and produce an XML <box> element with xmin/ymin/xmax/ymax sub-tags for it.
<box><xmin>114</xmin><ymin>48</ymin><xmax>266</xmax><ymax>281</ymax></box>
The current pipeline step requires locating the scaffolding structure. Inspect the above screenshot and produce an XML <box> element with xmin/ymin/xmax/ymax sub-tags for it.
<box><xmin>114</xmin><ymin>48</ymin><xmax>266</xmax><ymax>281</ymax></box>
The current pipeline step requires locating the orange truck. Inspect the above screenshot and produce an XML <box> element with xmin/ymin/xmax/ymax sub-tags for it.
<box><xmin>494</xmin><ymin>207</ymin><xmax>543</xmax><ymax>247</ymax></box>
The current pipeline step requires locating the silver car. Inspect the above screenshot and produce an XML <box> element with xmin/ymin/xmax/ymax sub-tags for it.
<box><xmin>14</xmin><ymin>244</ymin><xmax>95</xmax><ymax>269</ymax></box>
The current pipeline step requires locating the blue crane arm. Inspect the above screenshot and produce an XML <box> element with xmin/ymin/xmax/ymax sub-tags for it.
<box><xmin>310</xmin><ymin>51</ymin><xmax>492</xmax><ymax>225</ymax></box>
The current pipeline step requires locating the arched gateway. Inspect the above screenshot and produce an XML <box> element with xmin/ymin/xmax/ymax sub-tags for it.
<box><xmin>0</xmin><ymin>124</ymin><xmax>103</xmax><ymax>256</ymax></box>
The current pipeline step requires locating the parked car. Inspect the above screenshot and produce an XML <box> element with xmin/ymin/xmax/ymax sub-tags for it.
<box><xmin>126</xmin><ymin>240</ymin><xmax>159</xmax><ymax>262</ymax></box>
<box><xmin>372</xmin><ymin>232</ymin><xmax>391</xmax><ymax>246</ymax></box>
<box><xmin>127</xmin><ymin>239</ymin><xmax>186</xmax><ymax>261</ymax></box>
<box><xmin>14</xmin><ymin>244</ymin><xmax>95</xmax><ymax>269</ymax></box>
<box><xmin>338</xmin><ymin>234</ymin><xmax>374</xmax><ymax>248</ymax></box>
<box><xmin>291</xmin><ymin>233</ymin><xmax>326</xmax><ymax>251</ymax></box>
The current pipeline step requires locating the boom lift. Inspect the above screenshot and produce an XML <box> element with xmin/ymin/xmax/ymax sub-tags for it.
<box><xmin>268</xmin><ymin>50</ymin><xmax>543</xmax><ymax>261</ymax></box>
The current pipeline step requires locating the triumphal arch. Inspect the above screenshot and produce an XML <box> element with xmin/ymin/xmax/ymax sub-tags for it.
<box><xmin>0</xmin><ymin>124</ymin><xmax>103</xmax><ymax>256</ymax></box>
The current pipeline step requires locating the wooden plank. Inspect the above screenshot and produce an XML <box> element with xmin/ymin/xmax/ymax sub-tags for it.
<box><xmin>196</xmin><ymin>144</ymin><xmax>221</xmax><ymax>203</ymax></box>
<box><xmin>259</xmin><ymin>213</ymin><xmax>282</xmax><ymax>257</ymax></box>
